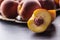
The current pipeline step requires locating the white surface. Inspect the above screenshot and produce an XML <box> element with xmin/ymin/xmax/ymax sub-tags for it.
<box><xmin>0</xmin><ymin>16</ymin><xmax>60</xmax><ymax>40</ymax></box>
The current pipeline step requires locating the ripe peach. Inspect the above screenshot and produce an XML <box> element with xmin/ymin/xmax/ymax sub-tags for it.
<box><xmin>54</xmin><ymin>0</ymin><xmax>59</xmax><ymax>8</ymax></box>
<box><xmin>38</xmin><ymin>0</ymin><xmax>55</xmax><ymax>10</ymax></box>
<box><xmin>27</xmin><ymin>9</ymin><xmax>52</xmax><ymax>33</ymax></box>
<box><xmin>1</xmin><ymin>0</ymin><xmax>18</xmax><ymax>19</ymax></box>
<box><xmin>48</xmin><ymin>10</ymin><xmax>56</xmax><ymax>21</ymax></box>
<box><xmin>18</xmin><ymin>0</ymin><xmax>41</xmax><ymax>21</ymax></box>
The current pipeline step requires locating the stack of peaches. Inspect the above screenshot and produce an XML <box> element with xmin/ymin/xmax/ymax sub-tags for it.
<box><xmin>0</xmin><ymin>0</ymin><xmax>59</xmax><ymax>33</ymax></box>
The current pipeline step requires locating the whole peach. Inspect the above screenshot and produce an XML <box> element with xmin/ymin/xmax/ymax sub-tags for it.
<box><xmin>18</xmin><ymin>0</ymin><xmax>41</xmax><ymax>21</ymax></box>
<box><xmin>1</xmin><ymin>0</ymin><xmax>18</xmax><ymax>19</ymax></box>
<box><xmin>38</xmin><ymin>0</ymin><xmax>55</xmax><ymax>10</ymax></box>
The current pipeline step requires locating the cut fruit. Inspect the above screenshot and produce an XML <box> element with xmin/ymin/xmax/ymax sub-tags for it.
<box><xmin>48</xmin><ymin>10</ymin><xmax>56</xmax><ymax>21</ymax></box>
<box><xmin>27</xmin><ymin>9</ymin><xmax>52</xmax><ymax>33</ymax></box>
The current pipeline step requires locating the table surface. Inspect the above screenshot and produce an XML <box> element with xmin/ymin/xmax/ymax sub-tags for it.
<box><xmin>0</xmin><ymin>16</ymin><xmax>60</xmax><ymax>40</ymax></box>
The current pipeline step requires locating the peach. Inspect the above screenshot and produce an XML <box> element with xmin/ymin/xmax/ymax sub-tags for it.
<box><xmin>54</xmin><ymin>0</ymin><xmax>59</xmax><ymax>8</ymax></box>
<box><xmin>48</xmin><ymin>10</ymin><xmax>56</xmax><ymax>21</ymax></box>
<box><xmin>27</xmin><ymin>9</ymin><xmax>52</xmax><ymax>33</ymax></box>
<box><xmin>18</xmin><ymin>0</ymin><xmax>41</xmax><ymax>21</ymax></box>
<box><xmin>1</xmin><ymin>0</ymin><xmax>18</xmax><ymax>19</ymax></box>
<box><xmin>38</xmin><ymin>0</ymin><xmax>56</xmax><ymax>10</ymax></box>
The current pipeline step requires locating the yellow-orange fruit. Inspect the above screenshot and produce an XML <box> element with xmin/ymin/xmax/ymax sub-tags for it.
<box><xmin>55</xmin><ymin>0</ymin><xmax>59</xmax><ymax>4</ymax></box>
<box><xmin>48</xmin><ymin>10</ymin><xmax>56</xmax><ymax>21</ymax></box>
<box><xmin>27</xmin><ymin>9</ymin><xmax>52</xmax><ymax>33</ymax></box>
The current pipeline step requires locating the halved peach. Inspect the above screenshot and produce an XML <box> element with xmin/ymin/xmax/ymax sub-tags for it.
<box><xmin>27</xmin><ymin>9</ymin><xmax>52</xmax><ymax>33</ymax></box>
